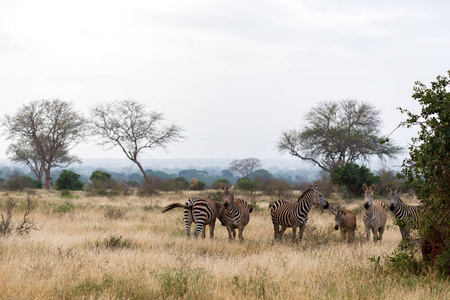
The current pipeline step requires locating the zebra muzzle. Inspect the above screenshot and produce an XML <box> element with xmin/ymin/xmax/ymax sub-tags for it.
<box><xmin>334</xmin><ymin>225</ymin><xmax>339</xmax><ymax>230</ymax></box>
<box><xmin>389</xmin><ymin>204</ymin><xmax>395</xmax><ymax>211</ymax></box>
<box><xmin>364</xmin><ymin>203</ymin><xmax>370</xmax><ymax>209</ymax></box>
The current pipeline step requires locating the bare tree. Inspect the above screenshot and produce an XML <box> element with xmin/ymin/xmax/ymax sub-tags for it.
<box><xmin>277</xmin><ymin>99</ymin><xmax>402</xmax><ymax>173</ymax></box>
<box><xmin>229</xmin><ymin>158</ymin><xmax>262</xmax><ymax>178</ymax></box>
<box><xmin>90</xmin><ymin>100</ymin><xmax>184</xmax><ymax>186</ymax></box>
<box><xmin>3</xmin><ymin>99</ymin><xmax>87</xmax><ymax>189</ymax></box>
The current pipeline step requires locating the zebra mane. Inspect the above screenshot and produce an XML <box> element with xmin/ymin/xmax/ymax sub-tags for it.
<box><xmin>297</xmin><ymin>188</ymin><xmax>313</xmax><ymax>202</ymax></box>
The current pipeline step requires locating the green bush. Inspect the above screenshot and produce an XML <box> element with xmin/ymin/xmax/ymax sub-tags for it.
<box><xmin>55</xmin><ymin>170</ymin><xmax>84</xmax><ymax>191</ymax></box>
<box><xmin>330</xmin><ymin>163</ymin><xmax>380</xmax><ymax>197</ymax></box>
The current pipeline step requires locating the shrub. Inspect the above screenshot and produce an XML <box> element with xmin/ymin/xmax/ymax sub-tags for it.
<box><xmin>55</xmin><ymin>170</ymin><xmax>84</xmax><ymax>191</ymax></box>
<box><xmin>330</xmin><ymin>163</ymin><xmax>380</xmax><ymax>197</ymax></box>
<box><xmin>54</xmin><ymin>201</ymin><xmax>75</xmax><ymax>213</ymax></box>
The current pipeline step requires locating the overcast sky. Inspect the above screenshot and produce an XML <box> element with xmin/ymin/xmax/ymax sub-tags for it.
<box><xmin>0</xmin><ymin>0</ymin><xmax>449</xmax><ymax>169</ymax></box>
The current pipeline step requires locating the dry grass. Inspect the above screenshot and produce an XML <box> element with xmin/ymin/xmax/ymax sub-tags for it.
<box><xmin>0</xmin><ymin>190</ymin><xmax>448</xmax><ymax>299</ymax></box>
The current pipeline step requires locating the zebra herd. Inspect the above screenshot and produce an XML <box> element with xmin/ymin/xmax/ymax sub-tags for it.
<box><xmin>162</xmin><ymin>183</ymin><xmax>421</xmax><ymax>243</ymax></box>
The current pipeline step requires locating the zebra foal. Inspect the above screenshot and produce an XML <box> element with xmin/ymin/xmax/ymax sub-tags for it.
<box><xmin>219</xmin><ymin>184</ymin><xmax>252</xmax><ymax>241</ymax></box>
<box><xmin>363</xmin><ymin>183</ymin><xmax>387</xmax><ymax>242</ymax></box>
<box><xmin>332</xmin><ymin>210</ymin><xmax>357</xmax><ymax>242</ymax></box>
<box><xmin>388</xmin><ymin>187</ymin><xmax>420</xmax><ymax>240</ymax></box>
<box><xmin>270</xmin><ymin>185</ymin><xmax>329</xmax><ymax>242</ymax></box>
<box><xmin>162</xmin><ymin>197</ymin><xmax>222</xmax><ymax>239</ymax></box>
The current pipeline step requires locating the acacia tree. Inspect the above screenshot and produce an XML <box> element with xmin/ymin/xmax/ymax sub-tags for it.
<box><xmin>3</xmin><ymin>99</ymin><xmax>87</xmax><ymax>189</ymax></box>
<box><xmin>229</xmin><ymin>157</ymin><xmax>262</xmax><ymax>178</ymax></box>
<box><xmin>90</xmin><ymin>100</ymin><xmax>184</xmax><ymax>187</ymax></box>
<box><xmin>277</xmin><ymin>99</ymin><xmax>402</xmax><ymax>173</ymax></box>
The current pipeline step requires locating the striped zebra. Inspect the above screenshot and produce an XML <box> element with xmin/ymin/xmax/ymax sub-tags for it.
<box><xmin>332</xmin><ymin>210</ymin><xmax>357</xmax><ymax>242</ymax></box>
<box><xmin>387</xmin><ymin>187</ymin><xmax>420</xmax><ymax>240</ymax></box>
<box><xmin>219</xmin><ymin>184</ymin><xmax>252</xmax><ymax>241</ymax></box>
<box><xmin>363</xmin><ymin>183</ymin><xmax>387</xmax><ymax>242</ymax></box>
<box><xmin>270</xmin><ymin>185</ymin><xmax>329</xmax><ymax>242</ymax></box>
<box><xmin>162</xmin><ymin>197</ymin><xmax>222</xmax><ymax>239</ymax></box>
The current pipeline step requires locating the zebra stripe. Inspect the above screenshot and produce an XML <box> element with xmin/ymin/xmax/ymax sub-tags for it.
<box><xmin>270</xmin><ymin>185</ymin><xmax>329</xmax><ymax>242</ymax></box>
<box><xmin>332</xmin><ymin>210</ymin><xmax>357</xmax><ymax>242</ymax></box>
<box><xmin>220</xmin><ymin>184</ymin><xmax>252</xmax><ymax>241</ymax></box>
<box><xmin>162</xmin><ymin>197</ymin><xmax>221</xmax><ymax>239</ymax></box>
<box><xmin>363</xmin><ymin>183</ymin><xmax>387</xmax><ymax>242</ymax></box>
<box><xmin>387</xmin><ymin>187</ymin><xmax>420</xmax><ymax>239</ymax></box>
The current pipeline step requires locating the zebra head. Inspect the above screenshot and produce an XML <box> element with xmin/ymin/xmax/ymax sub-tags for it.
<box><xmin>332</xmin><ymin>210</ymin><xmax>346</xmax><ymax>230</ymax></box>
<box><xmin>387</xmin><ymin>187</ymin><xmax>401</xmax><ymax>211</ymax></box>
<box><xmin>221</xmin><ymin>183</ymin><xmax>235</xmax><ymax>208</ymax></box>
<box><xmin>363</xmin><ymin>183</ymin><xmax>375</xmax><ymax>209</ymax></box>
<box><xmin>311</xmin><ymin>185</ymin><xmax>329</xmax><ymax>209</ymax></box>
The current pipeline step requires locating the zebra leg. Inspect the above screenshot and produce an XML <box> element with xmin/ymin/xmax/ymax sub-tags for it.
<box><xmin>201</xmin><ymin>226</ymin><xmax>206</xmax><ymax>239</ymax></box>
<box><xmin>378</xmin><ymin>226</ymin><xmax>385</xmax><ymax>241</ymax></box>
<box><xmin>399</xmin><ymin>226</ymin><xmax>409</xmax><ymax>240</ymax></box>
<box><xmin>238</xmin><ymin>225</ymin><xmax>244</xmax><ymax>241</ymax></box>
<box><xmin>185</xmin><ymin>217</ymin><xmax>192</xmax><ymax>237</ymax></box>
<box><xmin>292</xmin><ymin>226</ymin><xmax>297</xmax><ymax>242</ymax></box>
<box><xmin>298</xmin><ymin>224</ymin><xmax>306</xmax><ymax>241</ymax></box>
<box><xmin>273</xmin><ymin>223</ymin><xmax>280</xmax><ymax>240</ymax></box>
<box><xmin>279</xmin><ymin>226</ymin><xmax>287</xmax><ymax>240</ymax></box>
<box><xmin>193</xmin><ymin>223</ymin><xmax>204</xmax><ymax>239</ymax></box>
<box><xmin>372</xmin><ymin>227</ymin><xmax>379</xmax><ymax>242</ymax></box>
<box><xmin>209</xmin><ymin>222</ymin><xmax>215</xmax><ymax>239</ymax></box>
<box><xmin>365</xmin><ymin>226</ymin><xmax>371</xmax><ymax>242</ymax></box>
<box><xmin>226</xmin><ymin>225</ymin><xmax>234</xmax><ymax>240</ymax></box>
<box><xmin>349</xmin><ymin>231</ymin><xmax>355</xmax><ymax>243</ymax></box>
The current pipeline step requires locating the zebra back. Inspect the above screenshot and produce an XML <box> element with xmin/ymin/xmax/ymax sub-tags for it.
<box><xmin>270</xmin><ymin>187</ymin><xmax>317</xmax><ymax>228</ymax></box>
<box><xmin>388</xmin><ymin>187</ymin><xmax>420</xmax><ymax>225</ymax></box>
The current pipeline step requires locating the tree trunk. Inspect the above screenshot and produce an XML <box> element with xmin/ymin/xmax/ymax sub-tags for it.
<box><xmin>134</xmin><ymin>160</ymin><xmax>149</xmax><ymax>184</ymax></box>
<box><xmin>44</xmin><ymin>169</ymin><xmax>51</xmax><ymax>190</ymax></box>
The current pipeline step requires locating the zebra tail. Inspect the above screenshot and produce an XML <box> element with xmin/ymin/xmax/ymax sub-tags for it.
<box><xmin>161</xmin><ymin>203</ymin><xmax>191</xmax><ymax>213</ymax></box>
<box><xmin>248</xmin><ymin>204</ymin><xmax>254</xmax><ymax>213</ymax></box>
<box><xmin>268</xmin><ymin>202</ymin><xmax>274</xmax><ymax>210</ymax></box>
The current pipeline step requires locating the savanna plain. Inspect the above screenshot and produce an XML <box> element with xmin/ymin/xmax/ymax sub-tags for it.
<box><xmin>0</xmin><ymin>189</ymin><xmax>448</xmax><ymax>300</ymax></box>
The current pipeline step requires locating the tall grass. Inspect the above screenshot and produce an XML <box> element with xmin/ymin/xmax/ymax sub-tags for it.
<box><xmin>0</xmin><ymin>190</ymin><xmax>447</xmax><ymax>299</ymax></box>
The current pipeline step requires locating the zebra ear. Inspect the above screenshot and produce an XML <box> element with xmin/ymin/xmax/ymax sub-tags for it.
<box><xmin>396</xmin><ymin>187</ymin><xmax>401</xmax><ymax>194</ymax></box>
<box><xmin>387</xmin><ymin>187</ymin><xmax>392</xmax><ymax>193</ymax></box>
<box><xmin>332</xmin><ymin>210</ymin><xmax>337</xmax><ymax>215</ymax></box>
<box><xmin>309</xmin><ymin>185</ymin><xmax>314</xmax><ymax>190</ymax></box>
<box><xmin>221</xmin><ymin>183</ymin><xmax>225</xmax><ymax>191</ymax></box>
<box><xmin>363</xmin><ymin>183</ymin><xmax>368</xmax><ymax>191</ymax></box>
<box><xmin>370</xmin><ymin>184</ymin><xmax>375</xmax><ymax>192</ymax></box>
<box><xmin>230</xmin><ymin>185</ymin><xmax>234</xmax><ymax>192</ymax></box>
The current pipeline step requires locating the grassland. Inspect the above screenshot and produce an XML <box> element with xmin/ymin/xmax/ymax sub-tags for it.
<box><xmin>0</xmin><ymin>189</ymin><xmax>448</xmax><ymax>299</ymax></box>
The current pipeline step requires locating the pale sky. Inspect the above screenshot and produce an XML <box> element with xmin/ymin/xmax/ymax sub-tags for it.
<box><xmin>0</xmin><ymin>0</ymin><xmax>449</xmax><ymax>168</ymax></box>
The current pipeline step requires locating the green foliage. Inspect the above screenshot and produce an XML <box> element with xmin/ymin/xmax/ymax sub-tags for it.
<box><xmin>55</xmin><ymin>170</ymin><xmax>84</xmax><ymax>191</ymax></box>
<box><xmin>237</xmin><ymin>178</ymin><xmax>259</xmax><ymax>191</ymax></box>
<box><xmin>89</xmin><ymin>170</ymin><xmax>112</xmax><ymax>182</ymax></box>
<box><xmin>330</xmin><ymin>163</ymin><xmax>380</xmax><ymax>197</ymax></box>
<box><xmin>154</xmin><ymin>266</ymin><xmax>210</xmax><ymax>299</ymax></box>
<box><xmin>395</xmin><ymin>70</ymin><xmax>450</xmax><ymax>275</ymax></box>
<box><xmin>54</xmin><ymin>201</ymin><xmax>75</xmax><ymax>213</ymax></box>
<box><xmin>209</xmin><ymin>178</ymin><xmax>232</xmax><ymax>189</ymax></box>
<box><xmin>189</xmin><ymin>178</ymin><xmax>206</xmax><ymax>190</ymax></box>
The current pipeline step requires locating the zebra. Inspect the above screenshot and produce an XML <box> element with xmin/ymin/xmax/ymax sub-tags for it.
<box><xmin>362</xmin><ymin>183</ymin><xmax>387</xmax><ymax>242</ymax></box>
<box><xmin>162</xmin><ymin>197</ymin><xmax>222</xmax><ymax>239</ymax></box>
<box><xmin>219</xmin><ymin>184</ymin><xmax>252</xmax><ymax>241</ymax></box>
<box><xmin>387</xmin><ymin>187</ymin><xmax>420</xmax><ymax>240</ymax></box>
<box><xmin>332</xmin><ymin>210</ymin><xmax>357</xmax><ymax>242</ymax></box>
<box><xmin>270</xmin><ymin>185</ymin><xmax>329</xmax><ymax>242</ymax></box>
